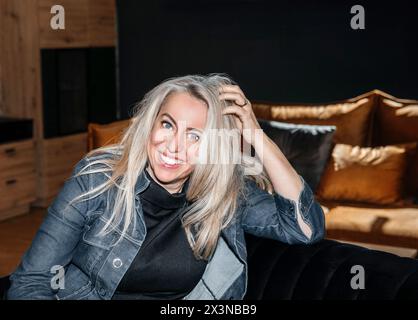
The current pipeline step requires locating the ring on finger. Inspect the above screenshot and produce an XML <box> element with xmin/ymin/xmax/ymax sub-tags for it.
<box><xmin>236</xmin><ymin>98</ymin><xmax>249</xmax><ymax>107</ymax></box>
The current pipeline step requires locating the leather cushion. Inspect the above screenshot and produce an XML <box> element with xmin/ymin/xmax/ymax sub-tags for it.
<box><xmin>252</xmin><ymin>91</ymin><xmax>376</xmax><ymax>147</ymax></box>
<box><xmin>87</xmin><ymin>119</ymin><xmax>131</xmax><ymax>151</ymax></box>
<box><xmin>373</xmin><ymin>94</ymin><xmax>418</xmax><ymax>200</ymax></box>
<box><xmin>324</xmin><ymin>203</ymin><xmax>418</xmax><ymax>249</ymax></box>
<box><xmin>316</xmin><ymin>142</ymin><xmax>417</xmax><ymax>205</ymax></box>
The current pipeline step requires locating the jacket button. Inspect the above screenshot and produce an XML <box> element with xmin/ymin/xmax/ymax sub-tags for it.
<box><xmin>98</xmin><ymin>286</ymin><xmax>107</xmax><ymax>297</ymax></box>
<box><xmin>113</xmin><ymin>258</ymin><xmax>123</xmax><ymax>268</ymax></box>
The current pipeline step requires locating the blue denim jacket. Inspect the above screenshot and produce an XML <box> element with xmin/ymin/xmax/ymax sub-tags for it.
<box><xmin>7</xmin><ymin>153</ymin><xmax>325</xmax><ymax>300</ymax></box>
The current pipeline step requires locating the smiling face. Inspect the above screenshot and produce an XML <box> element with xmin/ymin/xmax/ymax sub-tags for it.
<box><xmin>146</xmin><ymin>91</ymin><xmax>208</xmax><ymax>193</ymax></box>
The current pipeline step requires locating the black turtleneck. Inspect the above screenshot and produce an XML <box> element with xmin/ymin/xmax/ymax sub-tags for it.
<box><xmin>112</xmin><ymin>170</ymin><xmax>207</xmax><ymax>300</ymax></box>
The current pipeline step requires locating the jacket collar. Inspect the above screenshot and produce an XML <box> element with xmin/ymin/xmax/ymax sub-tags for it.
<box><xmin>134</xmin><ymin>169</ymin><xmax>151</xmax><ymax>196</ymax></box>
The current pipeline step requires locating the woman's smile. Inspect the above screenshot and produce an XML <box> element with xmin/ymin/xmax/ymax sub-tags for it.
<box><xmin>158</xmin><ymin>152</ymin><xmax>185</xmax><ymax>168</ymax></box>
<box><xmin>147</xmin><ymin>91</ymin><xmax>208</xmax><ymax>193</ymax></box>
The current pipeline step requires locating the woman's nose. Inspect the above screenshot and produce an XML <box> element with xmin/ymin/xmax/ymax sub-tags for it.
<box><xmin>167</xmin><ymin>132</ymin><xmax>186</xmax><ymax>155</ymax></box>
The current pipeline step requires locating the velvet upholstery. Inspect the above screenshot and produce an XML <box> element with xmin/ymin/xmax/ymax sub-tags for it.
<box><xmin>244</xmin><ymin>235</ymin><xmax>418</xmax><ymax>300</ymax></box>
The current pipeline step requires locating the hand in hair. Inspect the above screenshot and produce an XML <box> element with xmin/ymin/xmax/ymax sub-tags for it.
<box><xmin>219</xmin><ymin>85</ymin><xmax>306</xmax><ymax>223</ymax></box>
<box><xmin>218</xmin><ymin>84</ymin><xmax>261</xmax><ymax>146</ymax></box>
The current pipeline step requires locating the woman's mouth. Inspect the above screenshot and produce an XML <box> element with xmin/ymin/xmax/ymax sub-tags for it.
<box><xmin>158</xmin><ymin>152</ymin><xmax>184</xmax><ymax>169</ymax></box>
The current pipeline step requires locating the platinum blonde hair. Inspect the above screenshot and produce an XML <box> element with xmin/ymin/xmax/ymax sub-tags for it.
<box><xmin>68</xmin><ymin>74</ymin><xmax>272</xmax><ymax>260</ymax></box>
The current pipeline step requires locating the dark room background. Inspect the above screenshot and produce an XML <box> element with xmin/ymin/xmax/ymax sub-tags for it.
<box><xmin>116</xmin><ymin>0</ymin><xmax>418</xmax><ymax>119</ymax></box>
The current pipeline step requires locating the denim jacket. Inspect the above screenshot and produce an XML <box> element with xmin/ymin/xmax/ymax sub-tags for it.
<box><xmin>7</xmin><ymin>153</ymin><xmax>325</xmax><ymax>300</ymax></box>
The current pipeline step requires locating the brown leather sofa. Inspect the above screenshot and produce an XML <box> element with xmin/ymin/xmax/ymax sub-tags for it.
<box><xmin>252</xmin><ymin>90</ymin><xmax>418</xmax><ymax>251</ymax></box>
<box><xmin>87</xmin><ymin>90</ymin><xmax>418</xmax><ymax>252</ymax></box>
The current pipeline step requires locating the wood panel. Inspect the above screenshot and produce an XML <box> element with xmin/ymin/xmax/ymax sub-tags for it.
<box><xmin>38</xmin><ymin>0</ymin><xmax>90</xmax><ymax>48</ymax></box>
<box><xmin>0</xmin><ymin>0</ymin><xmax>41</xmax><ymax>122</ymax></box>
<box><xmin>38</xmin><ymin>0</ymin><xmax>116</xmax><ymax>48</ymax></box>
<box><xmin>34</xmin><ymin>132</ymin><xmax>88</xmax><ymax>207</ymax></box>
<box><xmin>88</xmin><ymin>0</ymin><xmax>116</xmax><ymax>47</ymax></box>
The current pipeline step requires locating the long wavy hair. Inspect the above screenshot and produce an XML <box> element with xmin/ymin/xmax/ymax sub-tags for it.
<box><xmin>68</xmin><ymin>74</ymin><xmax>272</xmax><ymax>260</ymax></box>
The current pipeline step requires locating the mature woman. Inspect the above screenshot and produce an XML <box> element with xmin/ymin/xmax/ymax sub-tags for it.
<box><xmin>8</xmin><ymin>74</ymin><xmax>325</xmax><ymax>300</ymax></box>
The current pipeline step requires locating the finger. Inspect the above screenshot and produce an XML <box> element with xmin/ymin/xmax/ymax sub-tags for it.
<box><xmin>219</xmin><ymin>84</ymin><xmax>244</xmax><ymax>96</ymax></box>
<box><xmin>222</xmin><ymin>106</ymin><xmax>246</xmax><ymax>119</ymax></box>
<box><xmin>219</xmin><ymin>92</ymin><xmax>247</xmax><ymax>106</ymax></box>
<box><xmin>222</xmin><ymin>106</ymin><xmax>244</xmax><ymax>130</ymax></box>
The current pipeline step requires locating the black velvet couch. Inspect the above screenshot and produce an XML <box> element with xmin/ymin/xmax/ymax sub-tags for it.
<box><xmin>244</xmin><ymin>235</ymin><xmax>418</xmax><ymax>299</ymax></box>
<box><xmin>1</xmin><ymin>236</ymin><xmax>417</xmax><ymax>300</ymax></box>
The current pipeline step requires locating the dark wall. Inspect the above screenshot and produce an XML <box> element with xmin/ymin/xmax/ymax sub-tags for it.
<box><xmin>117</xmin><ymin>0</ymin><xmax>418</xmax><ymax>119</ymax></box>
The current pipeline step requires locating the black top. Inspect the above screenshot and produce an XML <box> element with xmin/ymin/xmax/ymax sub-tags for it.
<box><xmin>112</xmin><ymin>170</ymin><xmax>207</xmax><ymax>300</ymax></box>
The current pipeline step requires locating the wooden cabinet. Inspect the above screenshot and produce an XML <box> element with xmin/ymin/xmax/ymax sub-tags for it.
<box><xmin>34</xmin><ymin>133</ymin><xmax>88</xmax><ymax>208</ymax></box>
<box><xmin>0</xmin><ymin>0</ymin><xmax>117</xmax><ymax>214</ymax></box>
<box><xmin>0</xmin><ymin>140</ymin><xmax>36</xmax><ymax>221</ymax></box>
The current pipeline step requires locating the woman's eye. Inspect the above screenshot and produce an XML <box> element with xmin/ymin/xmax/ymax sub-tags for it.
<box><xmin>187</xmin><ymin>132</ymin><xmax>200</xmax><ymax>142</ymax></box>
<box><xmin>161</xmin><ymin>121</ymin><xmax>172</xmax><ymax>130</ymax></box>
